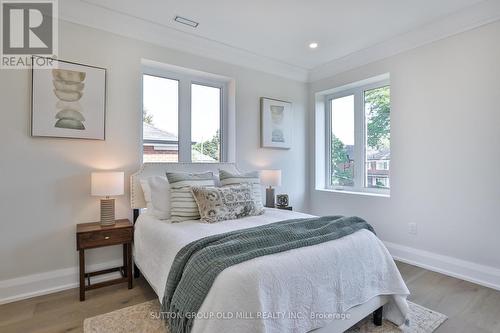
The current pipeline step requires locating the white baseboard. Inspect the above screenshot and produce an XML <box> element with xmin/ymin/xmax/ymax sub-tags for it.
<box><xmin>384</xmin><ymin>241</ymin><xmax>500</xmax><ymax>291</ymax></box>
<box><xmin>0</xmin><ymin>260</ymin><xmax>123</xmax><ymax>305</ymax></box>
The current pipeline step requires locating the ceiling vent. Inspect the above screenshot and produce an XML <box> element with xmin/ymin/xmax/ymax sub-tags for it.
<box><xmin>174</xmin><ymin>16</ymin><xmax>199</xmax><ymax>28</ymax></box>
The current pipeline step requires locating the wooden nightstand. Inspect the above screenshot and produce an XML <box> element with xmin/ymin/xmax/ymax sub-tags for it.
<box><xmin>76</xmin><ymin>219</ymin><xmax>133</xmax><ymax>301</ymax></box>
<box><xmin>276</xmin><ymin>206</ymin><xmax>292</xmax><ymax>211</ymax></box>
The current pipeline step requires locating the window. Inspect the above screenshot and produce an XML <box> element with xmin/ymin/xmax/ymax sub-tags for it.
<box><xmin>326</xmin><ymin>80</ymin><xmax>390</xmax><ymax>193</ymax></box>
<box><xmin>375</xmin><ymin>161</ymin><xmax>389</xmax><ymax>171</ymax></box>
<box><xmin>142</xmin><ymin>75</ymin><xmax>179</xmax><ymax>162</ymax></box>
<box><xmin>191</xmin><ymin>83</ymin><xmax>221</xmax><ymax>162</ymax></box>
<box><xmin>365</xmin><ymin>85</ymin><xmax>391</xmax><ymax>190</ymax></box>
<box><xmin>142</xmin><ymin>66</ymin><xmax>227</xmax><ymax>163</ymax></box>
<box><xmin>329</xmin><ymin>95</ymin><xmax>355</xmax><ymax>187</ymax></box>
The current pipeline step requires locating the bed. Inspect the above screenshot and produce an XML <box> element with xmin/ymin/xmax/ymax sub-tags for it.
<box><xmin>131</xmin><ymin>163</ymin><xmax>410</xmax><ymax>333</ymax></box>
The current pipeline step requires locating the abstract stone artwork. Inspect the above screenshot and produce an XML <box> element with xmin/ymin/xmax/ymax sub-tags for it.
<box><xmin>52</xmin><ymin>69</ymin><xmax>86</xmax><ymax>130</ymax></box>
<box><xmin>260</xmin><ymin>97</ymin><xmax>292</xmax><ymax>149</ymax></box>
<box><xmin>31</xmin><ymin>56</ymin><xmax>106</xmax><ymax>140</ymax></box>
<box><xmin>270</xmin><ymin>105</ymin><xmax>285</xmax><ymax>143</ymax></box>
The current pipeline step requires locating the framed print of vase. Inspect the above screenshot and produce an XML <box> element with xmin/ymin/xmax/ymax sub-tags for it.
<box><xmin>260</xmin><ymin>97</ymin><xmax>292</xmax><ymax>149</ymax></box>
<box><xmin>31</xmin><ymin>56</ymin><xmax>106</xmax><ymax>140</ymax></box>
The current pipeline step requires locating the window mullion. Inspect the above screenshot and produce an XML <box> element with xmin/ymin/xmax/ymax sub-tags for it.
<box><xmin>220</xmin><ymin>84</ymin><xmax>229</xmax><ymax>162</ymax></box>
<box><xmin>325</xmin><ymin>97</ymin><xmax>332</xmax><ymax>188</ymax></box>
<box><xmin>178</xmin><ymin>77</ymin><xmax>192</xmax><ymax>162</ymax></box>
<box><xmin>219</xmin><ymin>87</ymin><xmax>225</xmax><ymax>162</ymax></box>
<box><xmin>354</xmin><ymin>89</ymin><xmax>365</xmax><ymax>191</ymax></box>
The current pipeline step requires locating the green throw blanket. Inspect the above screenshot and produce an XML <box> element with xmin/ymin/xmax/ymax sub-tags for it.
<box><xmin>161</xmin><ymin>215</ymin><xmax>375</xmax><ymax>333</ymax></box>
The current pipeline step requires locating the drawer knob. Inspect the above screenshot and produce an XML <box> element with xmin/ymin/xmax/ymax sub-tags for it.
<box><xmin>104</xmin><ymin>236</ymin><xmax>110</xmax><ymax>240</ymax></box>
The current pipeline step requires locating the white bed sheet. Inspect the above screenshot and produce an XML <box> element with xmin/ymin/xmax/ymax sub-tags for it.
<box><xmin>134</xmin><ymin>208</ymin><xmax>410</xmax><ymax>333</ymax></box>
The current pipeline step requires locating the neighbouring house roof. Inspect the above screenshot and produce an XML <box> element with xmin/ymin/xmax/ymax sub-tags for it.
<box><xmin>367</xmin><ymin>148</ymin><xmax>390</xmax><ymax>161</ymax></box>
<box><xmin>143</xmin><ymin>122</ymin><xmax>178</xmax><ymax>143</ymax></box>
<box><xmin>143</xmin><ymin>122</ymin><xmax>215</xmax><ymax>161</ymax></box>
<box><xmin>345</xmin><ymin>145</ymin><xmax>354</xmax><ymax>159</ymax></box>
<box><xmin>192</xmin><ymin>150</ymin><xmax>216</xmax><ymax>162</ymax></box>
<box><xmin>341</xmin><ymin>145</ymin><xmax>390</xmax><ymax>161</ymax></box>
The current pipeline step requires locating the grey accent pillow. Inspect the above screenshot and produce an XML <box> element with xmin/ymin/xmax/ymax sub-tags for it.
<box><xmin>191</xmin><ymin>184</ymin><xmax>264</xmax><ymax>223</ymax></box>
<box><xmin>218</xmin><ymin>170</ymin><xmax>264</xmax><ymax>210</ymax></box>
<box><xmin>166</xmin><ymin>171</ymin><xmax>215</xmax><ymax>222</ymax></box>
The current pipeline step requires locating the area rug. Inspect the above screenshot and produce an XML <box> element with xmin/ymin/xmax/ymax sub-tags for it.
<box><xmin>84</xmin><ymin>300</ymin><xmax>447</xmax><ymax>333</ymax></box>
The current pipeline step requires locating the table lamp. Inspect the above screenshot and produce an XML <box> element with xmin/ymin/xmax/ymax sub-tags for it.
<box><xmin>260</xmin><ymin>170</ymin><xmax>282</xmax><ymax>208</ymax></box>
<box><xmin>91</xmin><ymin>171</ymin><xmax>124</xmax><ymax>226</ymax></box>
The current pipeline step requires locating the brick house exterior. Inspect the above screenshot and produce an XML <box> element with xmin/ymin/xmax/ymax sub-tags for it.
<box><xmin>142</xmin><ymin>123</ymin><xmax>214</xmax><ymax>162</ymax></box>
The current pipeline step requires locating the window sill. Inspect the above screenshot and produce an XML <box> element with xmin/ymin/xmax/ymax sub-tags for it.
<box><xmin>315</xmin><ymin>188</ymin><xmax>390</xmax><ymax>198</ymax></box>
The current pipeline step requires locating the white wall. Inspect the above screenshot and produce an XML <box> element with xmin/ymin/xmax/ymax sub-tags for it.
<box><xmin>309</xmin><ymin>21</ymin><xmax>500</xmax><ymax>288</ymax></box>
<box><xmin>3</xmin><ymin>11</ymin><xmax>499</xmax><ymax>305</ymax></box>
<box><xmin>0</xmin><ymin>20</ymin><xmax>308</xmax><ymax>302</ymax></box>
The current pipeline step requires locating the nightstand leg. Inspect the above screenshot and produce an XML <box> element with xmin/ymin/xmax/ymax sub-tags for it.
<box><xmin>122</xmin><ymin>244</ymin><xmax>127</xmax><ymax>276</ymax></box>
<box><xmin>134</xmin><ymin>263</ymin><xmax>141</xmax><ymax>278</ymax></box>
<box><xmin>79</xmin><ymin>249</ymin><xmax>85</xmax><ymax>301</ymax></box>
<box><xmin>373</xmin><ymin>306</ymin><xmax>383</xmax><ymax>326</ymax></box>
<box><xmin>127</xmin><ymin>243</ymin><xmax>133</xmax><ymax>289</ymax></box>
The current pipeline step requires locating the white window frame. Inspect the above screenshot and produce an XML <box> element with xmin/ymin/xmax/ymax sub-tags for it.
<box><xmin>325</xmin><ymin>79</ymin><xmax>390</xmax><ymax>195</ymax></box>
<box><xmin>376</xmin><ymin>161</ymin><xmax>389</xmax><ymax>171</ymax></box>
<box><xmin>142</xmin><ymin>65</ymin><xmax>229</xmax><ymax>163</ymax></box>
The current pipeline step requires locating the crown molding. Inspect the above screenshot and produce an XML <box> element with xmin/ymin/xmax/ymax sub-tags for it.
<box><xmin>59</xmin><ymin>0</ymin><xmax>500</xmax><ymax>83</ymax></box>
<box><xmin>59</xmin><ymin>0</ymin><xmax>309</xmax><ymax>82</ymax></box>
<box><xmin>308</xmin><ymin>0</ymin><xmax>500</xmax><ymax>82</ymax></box>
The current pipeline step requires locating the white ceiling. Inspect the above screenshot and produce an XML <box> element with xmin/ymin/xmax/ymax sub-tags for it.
<box><xmin>61</xmin><ymin>0</ymin><xmax>500</xmax><ymax>81</ymax></box>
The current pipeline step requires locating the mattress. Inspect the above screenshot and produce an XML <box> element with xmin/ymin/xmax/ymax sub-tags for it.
<box><xmin>134</xmin><ymin>208</ymin><xmax>410</xmax><ymax>333</ymax></box>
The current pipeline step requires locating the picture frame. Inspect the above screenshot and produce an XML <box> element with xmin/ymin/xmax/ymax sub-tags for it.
<box><xmin>260</xmin><ymin>97</ymin><xmax>292</xmax><ymax>149</ymax></box>
<box><xmin>31</xmin><ymin>56</ymin><xmax>107</xmax><ymax>140</ymax></box>
<box><xmin>276</xmin><ymin>194</ymin><xmax>289</xmax><ymax>208</ymax></box>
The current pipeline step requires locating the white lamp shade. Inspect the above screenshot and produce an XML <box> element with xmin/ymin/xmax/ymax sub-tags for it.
<box><xmin>91</xmin><ymin>172</ymin><xmax>124</xmax><ymax>197</ymax></box>
<box><xmin>260</xmin><ymin>170</ymin><xmax>282</xmax><ymax>187</ymax></box>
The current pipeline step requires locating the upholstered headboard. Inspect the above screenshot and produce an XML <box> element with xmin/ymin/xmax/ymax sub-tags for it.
<box><xmin>130</xmin><ymin>162</ymin><xmax>239</xmax><ymax>210</ymax></box>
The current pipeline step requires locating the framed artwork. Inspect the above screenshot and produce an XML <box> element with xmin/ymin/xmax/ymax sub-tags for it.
<box><xmin>260</xmin><ymin>97</ymin><xmax>292</xmax><ymax>149</ymax></box>
<box><xmin>276</xmin><ymin>194</ymin><xmax>289</xmax><ymax>208</ymax></box>
<box><xmin>31</xmin><ymin>56</ymin><xmax>106</xmax><ymax>140</ymax></box>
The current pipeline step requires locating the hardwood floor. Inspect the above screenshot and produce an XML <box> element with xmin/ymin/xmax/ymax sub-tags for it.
<box><xmin>1</xmin><ymin>262</ymin><xmax>499</xmax><ymax>332</ymax></box>
<box><xmin>396</xmin><ymin>262</ymin><xmax>500</xmax><ymax>333</ymax></box>
<box><xmin>0</xmin><ymin>278</ymin><xmax>156</xmax><ymax>333</ymax></box>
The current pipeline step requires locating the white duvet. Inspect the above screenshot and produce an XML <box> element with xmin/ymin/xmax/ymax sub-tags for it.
<box><xmin>134</xmin><ymin>208</ymin><xmax>410</xmax><ymax>333</ymax></box>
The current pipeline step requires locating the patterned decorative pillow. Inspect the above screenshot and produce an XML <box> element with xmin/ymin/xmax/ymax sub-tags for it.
<box><xmin>191</xmin><ymin>184</ymin><xmax>264</xmax><ymax>223</ymax></box>
<box><xmin>218</xmin><ymin>170</ymin><xmax>264</xmax><ymax>210</ymax></box>
<box><xmin>166</xmin><ymin>171</ymin><xmax>215</xmax><ymax>222</ymax></box>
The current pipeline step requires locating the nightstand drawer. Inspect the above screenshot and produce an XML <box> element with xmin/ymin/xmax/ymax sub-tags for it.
<box><xmin>77</xmin><ymin>228</ymin><xmax>132</xmax><ymax>249</ymax></box>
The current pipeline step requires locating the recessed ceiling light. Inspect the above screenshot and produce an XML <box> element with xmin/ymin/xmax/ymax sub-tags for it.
<box><xmin>309</xmin><ymin>42</ymin><xmax>319</xmax><ymax>49</ymax></box>
<box><xmin>174</xmin><ymin>16</ymin><xmax>199</xmax><ymax>28</ymax></box>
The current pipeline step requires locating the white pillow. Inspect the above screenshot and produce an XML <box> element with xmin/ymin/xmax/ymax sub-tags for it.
<box><xmin>166</xmin><ymin>171</ymin><xmax>215</xmax><ymax>222</ymax></box>
<box><xmin>139</xmin><ymin>176</ymin><xmax>171</xmax><ymax>220</ymax></box>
